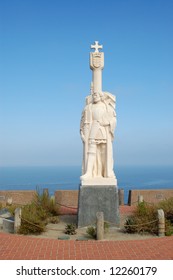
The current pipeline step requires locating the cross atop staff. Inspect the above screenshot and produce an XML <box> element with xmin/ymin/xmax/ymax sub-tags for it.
<box><xmin>91</xmin><ymin>41</ymin><xmax>103</xmax><ymax>52</ymax></box>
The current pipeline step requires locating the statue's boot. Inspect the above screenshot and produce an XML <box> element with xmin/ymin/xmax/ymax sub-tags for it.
<box><xmin>80</xmin><ymin>151</ymin><xmax>96</xmax><ymax>179</ymax></box>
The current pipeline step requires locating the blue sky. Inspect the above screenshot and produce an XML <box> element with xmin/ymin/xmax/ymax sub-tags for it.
<box><xmin>0</xmin><ymin>0</ymin><xmax>173</xmax><ymax>167</ymax></box>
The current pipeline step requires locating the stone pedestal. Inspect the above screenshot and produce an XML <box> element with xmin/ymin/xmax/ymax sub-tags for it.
<box><xmin>77</xmin><ymin>185</ymin><xmax>120</xmax><ymax>228</ymax></box>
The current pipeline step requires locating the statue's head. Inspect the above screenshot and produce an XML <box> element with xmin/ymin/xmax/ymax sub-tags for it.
<box><xmin>92</xmin><ymin>91</ymin><xmax>104</xmax><ymax>103</ymax></box>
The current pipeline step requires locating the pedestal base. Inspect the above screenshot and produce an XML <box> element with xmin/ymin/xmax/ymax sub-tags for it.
<box><xmin>77</xmin><ymin>185</ymin><xmax>120</xmax><ymax>228</ymax></box>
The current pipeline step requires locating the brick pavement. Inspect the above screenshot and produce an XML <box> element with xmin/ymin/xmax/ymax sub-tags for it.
<box><xmin>0</xmin><ymin>232</ymin><xmax>173</xmax><ymax>260</ymax></box>
<box><xmin>0</xmin><ymin>205</ymin><xmax>173</xmax><ymax>260</ymax></box>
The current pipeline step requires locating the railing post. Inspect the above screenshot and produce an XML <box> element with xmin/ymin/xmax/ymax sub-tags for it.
<box><xmin>138</xmin><ymin>195</ymin><xmax>144</xmax><ymax>204</ymax></box>
<box><xmin>14</xmin><ymin>208</ymin><xmax>22</xmax><ymax>233</ymax></box>
<box><xmin>96</xmin><ymin>212</ymin><xmax>104</xmax><ymax>240</ymax></box>
<box><xmin>118</xmin><ymin>189</ymin><xmax>124</xmax><ymax>206</ymax></box>
<box><xmin>158</xmin><ymin>209</ymin><xmax>165</xmax><ymax>237</ymax></box>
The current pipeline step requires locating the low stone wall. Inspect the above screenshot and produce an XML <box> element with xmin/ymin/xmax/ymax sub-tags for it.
<box><xmin>0</xmin><ymin>190</ymin><xmax>36</xmax><ymax>206</ymax></box>
<box><xmin>54</xmin><ymin>190</ymin><xmax>78</xmax><ymax>215</ymax></box>
<box><xmin>128</xmin><ymin>189</ymin><xmax>173</xmax><ymax>206</ymax></box>
<box><xmin>1</xmin><ymin>189</ymin><xmax>173</xmax><ymax>214</ymax></box>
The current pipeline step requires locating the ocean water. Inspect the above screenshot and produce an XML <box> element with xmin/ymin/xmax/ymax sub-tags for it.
<box><xmin>0</xmin><ymin>165</ymin><xmax>173</xmax><ymax>204</ymax></box>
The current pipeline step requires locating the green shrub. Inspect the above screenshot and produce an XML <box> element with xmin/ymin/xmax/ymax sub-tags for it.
<box><xmin>124</xmin><ymin>202</ymin><xmax>158</xmax><ymax>234</ymax></box>
<box><xmin>86</xmin><ymin>226</ymin><xmax>96</xmax><ymax>239</ymax></box>
<box><xmin>124</xmin><ymin>216</ymin><xmax>138</xmax><ymax>233</ymax></box>
<box><xmin>18</xmin><ymin>202</ymin><xmax>47</xmax><ymax>235</ymax></box>
<box><xmin>18</xmin><ymin>188</ymin><xmax>59</xmax><ymax>235</ymax></box>
<box><xmin>35</xmin><ymin>189</ymin><xmax>59</xmax><ymax>216</ymax></box>
<box><xmin>158</xmin><ymin>198</ymin><xmax>173</xmax><ymax>224</ymax></box>
<box><xmin>104</xmin><ymin>221</ymin><xmax>110</xmax><ymax>233</ymax></box>
<box><xmin>159</xmin><ymin>198</ymin><xmax>173</xmax><ymax>236</ymax></box>
<box><xmin>165</xmin><ymin>219</ymin><xmax>173</xmax><ymax>236</ymax></box>
<box><xmin>64</xmin><ymin>223</ymin><xmax>77</xmax><ymax>235</ymax></box>
<box><xmin>86</xmin><ymin>222</ymin><xmax>110</xmax><ymax>238</ymax></box>
<box><xmin>124</xmin><ymin>199</ymin><xmax>173</xmax><ymax>236</ymax></box>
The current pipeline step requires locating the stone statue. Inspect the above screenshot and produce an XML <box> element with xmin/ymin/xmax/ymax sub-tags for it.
<box><xmin>80</xmin><ymin>41</ymin><xmax>117</xmax><ymax>184</ymax></box>
<box><xmin>78</xmin><ymin>42</ymin><xmax>119</xmax><ymax>228</ymax></box>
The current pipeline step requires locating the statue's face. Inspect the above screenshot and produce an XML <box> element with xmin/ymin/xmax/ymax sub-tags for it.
<box><xmin>93</xmin><ymin>92</ymin><xmax>101</xmax><ymax>103</ymax></box>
